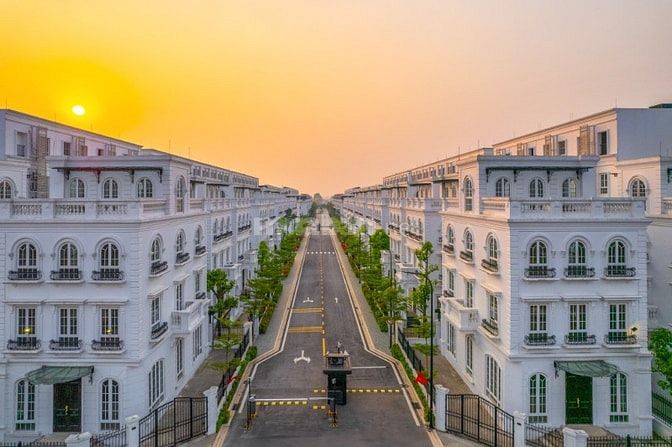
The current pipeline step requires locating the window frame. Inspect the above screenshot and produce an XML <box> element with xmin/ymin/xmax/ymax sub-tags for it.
<box><xmin>529</xmin><ymin>374</ymin><xmax>548</xmax><ymax>423</ymax></box>
<box><xmin>100</xmin><ymin>379</ymin><xmax>120</xmax><ymax>431</ymax></box>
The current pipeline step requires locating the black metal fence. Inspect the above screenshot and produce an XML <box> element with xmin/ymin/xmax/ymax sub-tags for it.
<box><xmin>654</xmin><ymin>392</ymin><xmax>672</xmax><ymax>427</ymax></box>
<box><xmin>526</xmin><ymin>424</ymin><xmax>564</xmax><ymax>447</ymax></box>
<box><xmin>138</xmin><ymin>397</ymin><xmax>207</xmax><ymax>447</ymax></box>
<box><xmin>216</xmin><ymin>330</ymin><xmax>250</xmax><ymax>403</ymax></box>
<box><xmin>445</xmin><ymin>394</ymin><xmax>514</xmax><ymax>447</ymax></box>
<box><xmin>588</xmin><ymin>436</ymin><xmax>672</xmax><ymax>447</ymax></box>
<box><xmin>397</xmin><ymin>330</ymin><xmax>428</xmax><ymax>392</ymax></box>
<box><xmin>0</xmin><ymin>443</ymin><xmax>66</xmax><ymax>447</ymax></box>
<box><xmin>90</xmin><ymin>427</ymin><xmax>127</xmax><ymax>447</ymax></box>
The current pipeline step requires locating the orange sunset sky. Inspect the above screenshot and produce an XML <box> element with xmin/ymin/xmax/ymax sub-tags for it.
<box><xmin>1</xmin><ymin>0</ymin><xmax>671</xmax><ymax>196</ymax></box>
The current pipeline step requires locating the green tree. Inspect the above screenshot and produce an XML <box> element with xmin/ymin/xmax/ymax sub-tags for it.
<box><xmin>650</xmin><ymin>328</ymin><xmax>672</xmax><ymax>394</ymax></box>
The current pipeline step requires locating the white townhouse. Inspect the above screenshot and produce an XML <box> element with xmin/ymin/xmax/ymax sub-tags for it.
<box><xmin>0</xmin><ymin>109</ymin><xmax>306</xmax><ymax>441</ymax></box>
<box><xmin>335</xmin><ymin>104</ymin><xmax>672</xmax><ymax>436</ymax></box>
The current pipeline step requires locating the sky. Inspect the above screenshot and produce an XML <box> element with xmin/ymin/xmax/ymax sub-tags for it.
<box><xmin>1</xmin><ymin>1</ymin><xmax>671</xmax><ymax>197</ymax></box>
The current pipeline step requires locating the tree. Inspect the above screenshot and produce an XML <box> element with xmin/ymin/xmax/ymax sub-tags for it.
<box><xmin>207</xmin><ymin>269</ymin><xmax>241</xmax><ymax>371</ymax></box>
<box><xmin>650</xmin><ymin>328</ymin><xmax>672</xmax><ymax>394</ymax></box>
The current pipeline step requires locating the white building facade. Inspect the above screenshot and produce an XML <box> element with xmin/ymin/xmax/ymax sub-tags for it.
<box><xmin>0</xmin><ymin>110</ymin><xmax>309</xmax><ymax>441</ymax></box>
<box><xmin>334</xmin><ymin>105</ymin><xmax>672</xmax><ymax>436</ymax></box>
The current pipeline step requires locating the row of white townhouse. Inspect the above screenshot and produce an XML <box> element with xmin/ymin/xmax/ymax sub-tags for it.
<box><xmin>333</xmin><ymin>104</ymin><xmax>672</xmax><ymax>436</ymax></box>
<box><xmin>0</xmin><ymin>109</ymin><xmax>311</xmax><ymax>441</ymax></box>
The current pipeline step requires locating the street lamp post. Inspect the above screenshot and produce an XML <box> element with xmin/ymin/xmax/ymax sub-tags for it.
<box><xmin>428</xmin><ymin>275</ymin><xmax>434</xmax><ymax>430</ymax></box>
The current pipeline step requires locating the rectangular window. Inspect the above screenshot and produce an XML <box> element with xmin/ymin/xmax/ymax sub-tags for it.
<box><xmin>600</xmin><ymin>173</ymin><xmax>609</xmax><ymax>195</ymax></box>
<box><xmin>557</xmin><ymin>140</ymin><xmax>567</xmax><ymax>156</ymax></box>
<box><xmin>176</xmin><ymin>338</ymin><xmax>184</xmax><ymax>379</ymax></box>
<box><xmin>598</xmin><ymin>131</ymin><xmax>609</xmax><ymax>155</ymax></box>
<box><xmin>529</xmin><ymin>305</ymin><xmax>547</xmax><ymax>334</ymax></box>
<box><xmin>16</xmin><ymin>131</ymin><xmax>28</xmax><ymax>157</ymax></box>
<box><xmin>488</xmin><ymin>294</ymin><xmax>498</xmax><ymax>324</ymax></box>
<box><xmin>485</xmin><ymin>356</ymin><xmax>501</xmax><ymax>404</ymax></box>
<box><xmin>465</xmin><ymin>280</ymin><xmax>474</xmax><ymax>307</ymax></box>
<box><xmin>527</xmin><ymin>147</ymin><xmax>535</xmax><ymax>156</ymax></box>
<box><xmin>148</xmin><ymin>360</ymin><xmax>164</xmax><ymax>408</ymax></box>
<box><xmin>17</xmin><ymin>308</ymin><xmax>37</xmax><ymax>337</ymax></box>
<box><xmin>77</xmin><ymin>137</ymin><xmax>87</xmax><ymax>156</ymax></box>
<box><xmin>175</xmin><ymin>283</ymin><xmax>184</xmax><ymax>311</ymax></box>
<box><xmin>447</xmin><ymin>271</ymin><xmax>455</xmax><ymax>296</ymax></box>
<box><xmin>101</xmin><ymin>308</ymin><xmax>119</xmax><ymax>337</ymax></box>
<box><xmin>447</xmin><ymin>322</ymin><xmax>456</xmax><ymax>356</ymax></box>
<box><xmin>194</xmin><ymin>270</ymin><xmax>202</xmax><ymax>293</ymax></box>
<box><xmin>193</xmin><ymin>325</ymin><xmax>203</xmax><ymax>361</ymax></box>
<box><xmin>59</xmin><ymin>308</ymin><xmax>78</xmax><ymax>348</ymax></box>
<box><xmin>151</xmin><ymin>297</ymin><xmax>161</xmax><ymax>327</ymax></box>
<box><xmin>609</xmin><ymin>304</ymin><xmax>627</xmax><ymax>337</ymax></box>
<box><xmin>569</xmin><ymin>304</ymin><xmax>588</xmax><ymax>343</ymax></box>
<box><xmin>97</xmin><ymin>148</ymin><xmax>104</xmax><ymax>156</ymax></box>
<box><xmin>465</xmin><ymin>336</ymin><xmax>473</xmax><ymax>377</ymax></box>
<box><xmin>63</xmin><ymin>141</ymin><xmax>71</xmax><ymax>156</ymax></box>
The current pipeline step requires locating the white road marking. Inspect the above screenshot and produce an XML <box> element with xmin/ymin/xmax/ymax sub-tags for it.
<box><xmin>302</xmin><ymin>296</ymin><xmax>314</xmax><ymax>303</ymax></box>
<box><xmin>334</xmin><ymin>297</ymin><xmax>338</xmax><ymax>304</ymax></box>
<box><xmin>350</xmin><ymin>366</ymin><xmax>387</xmax><ymax>370</ymax></box>
<box><xmin>293</xmin><ymin>350</ymin><xmax>311</xmax><ymax>364</ymax></box>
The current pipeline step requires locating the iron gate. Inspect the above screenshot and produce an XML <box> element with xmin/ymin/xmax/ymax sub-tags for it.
<box><xmin>138</xmin><ymin>397</ymin><xmax>207</xmax><ymax>447</ymax></box>
<box><xmin>445</xmin><ymin>394</ymin><xmax>514</xmax><ymax>447</ymax></box>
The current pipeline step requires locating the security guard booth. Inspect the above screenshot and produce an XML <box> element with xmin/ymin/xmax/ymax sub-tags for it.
<box><xmin>323</xmin><ymin>342</ymin><xmax>352</xmax><ymax>405</ymax></box>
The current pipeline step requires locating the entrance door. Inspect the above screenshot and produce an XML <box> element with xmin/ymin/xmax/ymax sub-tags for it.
<box><xmin>565</xmin><ymin>373</ymin><xmax>592</xmax><ymax>424</ymax></box>
<box><xmin>53</xmin><ymin>379</ymin><xmax>81</xmax><ymax>432</ymax></box>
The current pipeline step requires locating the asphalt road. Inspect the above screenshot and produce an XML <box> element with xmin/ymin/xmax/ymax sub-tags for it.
<box><xmin>223</xmin><ymin>211</ymin><xmax>433</xmax><ymax>447</ymax></box>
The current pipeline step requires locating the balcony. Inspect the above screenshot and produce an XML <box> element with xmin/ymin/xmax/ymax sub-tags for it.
<box><xmin>481</xmin><ymin>258</ymin><xmax>498</xmax><ymax>273</ymax></box>
<box><xmin>49</xmin><ymin>337</ymin><xmax>82</xmax><ymax>351</ymax></box>
<box><xmin>443</xmin><ymin>290</ymin><xmax>454</xmax><ymax>298</ymax></box>
<box><xmin>403</xmin><ymin>231</ymin><xmax>423</xmax><ymax>242</ymax></box>
<box><xmin>223</xmin><ymin>230</ymin><xmax>233</xmax><ymax>239</ymax></box>
<box><xmin>195</xmin><ymin>291</ymin><xmax>207</xmax><ymax>300</ymax></box>
<box><xmin>150</xmin><ymin>321</ymin><xmax>169</xmax><ymax>340</ymax></box>
<box><xmin>50</xmin><ymin>268</ymin><xmax>82</xmax><ymax>281</ymax></box>
<box><xmin>604</xmin><ymin>266</ymin><xmax>636</xmax><ymax>278</ymax></box>
<box><xmin>171</xmin><ymin>301</ymin><xmax>205</xmax><ymax>334</ymax></box>
<box><xmin>524</xmin><ymin>266</ymin><xmax>556</xmax><ymax>279</ymax></box>
<box><xmin>92</xmin><ymin>269</ymin><xmax>124</xmax><ymax>281</ymax></box>
<box><xmin>459</xmin><ymin>251</ymin><xmax>473</xmax><ymax>263</ymax></box>
<box><xmin>564</xmin><ymin>266</ymin><xmax>596</xmax><ymax>279</ymax></box>
<box><xmin>564</xmin><ymin>333</ymin><xmax>596</xmax><ymax>345</ymax></box>
<box><xmin>604</xmin><ymin>332</ymin><xmax>637</xmax><ymax>345</ymax></box>
<box><xmin>175</xmin><ymin>252</ymin><xmax>191</xmax><ymax>265</ymax></box>
<box><xmin>481</xmin><ymin>318</ymin><xmax>499</xmax><ymax>336</ymax></box>
<box><xmin>478</xmin><ymin>198</ymin><xmax>645</xmax><ymax>220</ymax></box>
<box><xmin>91</xmin><ymin>338</ymin><xmax>124</xmax><ymax>351</ymax></box>
<box><xmin>443</xmin><ymin>244</ymin><xmax>455</xmax><ymax>255</ymax></box>
<box><xmin>238</xmin><ymin>255</ymin><xmax>244</xmax><ymax>261</ymax></box>
<box><xmin>194</xmin><ymin>245</ymin><xmax>207</xmax><ymax>256</ymax></box>
<box><xmin>7</xmin><ymin>337</ymin><xmax>40</xmax><ymax>351</ymax></box>
<box><xmin>442</xmin><ymin>297</ymin><xmax>479</xmax><ymax>332</ymax></box>
<box><xmin>238</xmin><ymin>224</ymin><xmax>252</xmax><ymax>233</ymax></box>
<box><xmin>150</xmin><ymin>260</ymin><xmax>168</xmax><ymax>276</ymax></box>
<box><xmin>524</xmin><ymin>333</ymin><xmax>556</xmax><ymax>346</ymax></box>
<box><xmin>8</xmin><ymin>268</ymin><xmax>41</xmax><ymax>281</ymax></box>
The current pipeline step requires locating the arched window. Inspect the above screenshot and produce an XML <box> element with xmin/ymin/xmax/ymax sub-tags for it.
<box><xmin>137</xmin><ymin>178</ymin><xmax>153</xmax><ymax>198</ymax></box>
<box><xmin>446</xmin><ymin>225</ymin><xmax>455</xmax><ymax>247</ymax></box>
<box><xmin>176</xmin><ymin>231</ymin><xmax>186</xmax><ymax>254</ymax></box>
<box><xmin>176</xmin><ymin>177</ymin><xmax>186</xmax><ymax>212</ymax></box>
<box><xmin>15</xmin><ymin>379</ymin><xmax>36</xmax><ymax>431</ymax></box>
<box><xmin>15</xmin><ymin>242</ymin><xmax>38</xmax><ymax>280</ymax></box>
<box><xmin>463</xmin><ymin>230</ymin><xmax>474</xmax><ymax>260</ymax></box>
<box><xmin>69</xmin><ymin>179</ymin><xmax>85</xmax><ymax>199</ymax></box>
<box><xmin>610</xmin><ymin>373</ymin><xmax>628</xmax><ymax>423</ymax></box>
<box><xmin>486</xmin><ymin>235</ymin><xmax>498</xmax><ymax>271</ymax></box>
<box><xmin>629</xmin><ymin>178</ymin><xmax>646</xmax><ymax>198</ymax></box>
<box><xmin>567</xmin><ymin>240</ymin><xmax>588</xmax><ymax>278</ymax></box>
<box><xmin>100</xmin><ymin>379</ymin><xmax>120</xmax><ymax>430</ymax></box>
<box><xmin>102</xmin><ymin>179</ymin><xmax>119</xmax><ymax>199</ymax></box>
<box><xmin>529</xmin><ymin>178</ymin><xmax>544</xmax><ymax>198</ymax></box>
<box><xmin>607</xmin><ymin>240</ymin><xmax>628</xmax><ymax>277</ymax></box>
<box><xmin>99</xmin><ymin>242</ymin><xmax>120</xmax><ymax>278</ymax></box>
<box><xmin>195</xmin><ymin>226</ymin><xmax>203</xmax><ymax>246</ymax></box>
<box><xmin>562</xmin><ymin>178</ymin><xmax>578</xmax><ymax>198</ymax></box>
<box><xmin>529</xmin><ymin>374</ymin><xmax>547</xmax><ymax>423</ymax></box>
<box><xmin>55</xmin><ymin>242</ymin><xmax>79</xmax><ymax>280</ymax></box>
<box><xmin>0</xmin><ymin>179</ymin><xmax>13</xmax><ymax>199</ymax></box>
<box><xmin>151</xmin><ymin>238</ymin><xmax>162</xmax><ymax>263</ymax></box>
<box><xmin>495</xmin><ymin>178</ymin><xmax>510</xmax><ymax>197</ymax></box>
<box><xmin>527</xmin><ymin>240</ymin><xmax>551</xmax><ymax>278</ymax></box>
<box><xmin>213</xmin><ymin>219</ymin><xmax>219</xmax><ymax>238</ymax></box>
<box><xmin>464</xmin><ymin>178</ymin><xmax>473</xmax><ymax>211</ymax></box>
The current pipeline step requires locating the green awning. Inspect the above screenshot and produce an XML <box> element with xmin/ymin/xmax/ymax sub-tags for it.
<box><xmin>25</xmin><ymin>366</ymin><xmax>94</xmax><ymax>385</ymax></box>
<box><xmin>554</xmin><ymin>360</ymin><xmax>619</xmax><ymax>378</ymax></box>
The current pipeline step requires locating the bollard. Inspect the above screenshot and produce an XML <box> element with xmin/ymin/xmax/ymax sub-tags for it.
<box><xmin>125</xmin><ymin>415</ymin><xmax>140</xmax><ymax>447</ymax></box>
<box><xmin>434</xmin><ymin>385</ymin><xmax>448</xmax><ymax>432</ymax></box>
<box><xmin>512</xmin><ymin>412</ymin><xmax>526</xmax><ymax>447</ymax></box>
<box><xmin>64</xmin><ymin>432</ymin><xmax>92</xmax><ymax>447</ymax></box>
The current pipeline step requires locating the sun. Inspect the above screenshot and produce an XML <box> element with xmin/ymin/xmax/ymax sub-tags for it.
<box><xmin>72</xmin><ymin>105</ymin><xmax>86</xmax><ymax>116</ymax></box>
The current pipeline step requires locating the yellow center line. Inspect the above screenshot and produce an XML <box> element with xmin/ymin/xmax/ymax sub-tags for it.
<box><xmin>322</xmin><ymin>337</ymin><xmax>326</xmax><ymax>357</ymax></box>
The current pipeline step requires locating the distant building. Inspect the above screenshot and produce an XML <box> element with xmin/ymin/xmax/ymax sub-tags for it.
<box><xmin>0</xmin><ymin>109</ymin><xmax>310</xmax><ymax>441</ymax></box>
<box><xmin>335</xmin><ymin>105</ymin><xmax>672</xmax><ymax>435</ymax></box>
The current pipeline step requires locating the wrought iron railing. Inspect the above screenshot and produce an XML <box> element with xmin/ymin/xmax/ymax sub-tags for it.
<box><xmin>8</xmin><ymin>268</ymin><xmax>41</xmax><ymax>281</ymax></box>
<box><xmin>92</xmin><ymin>337</ymin><xmax>124</xmax><ymax>351</ymax></box>
<box><xmin>481</xmin><ymin>319</ymin><xmax>499</xmax><ymax>336</ymax></box>
<box><xmin>604</xmin><ymin>266</ymin><xmax>636</xmax><ymax>278</ymax></box>
<box><xmin>481</xmin><ymin>259</ymin><xmax>498</xmax><ymax>272</ymax></box>
<box><xmin>653</xmin><ymin>392</ymin><xmax>672</xmax><ymax>427</ymax></box>
<box><xmin>138</xmin><ymin>397</ymin><xmax>207</xmax><ymax>446</ymax></box>
<box><xmin>445</xmin><ymin>394</ymin><xmax>514</xmax><ymax>447</ymax></box>
<box><xmin>604</xmin><ymin>332</ymin><xmax>637</xmax><ymax>345</ymax></box>
<box><xmin>443</xmin><ymin>244</ymin><xmax>455</xmax><ymax>254</ymax></box>
<box><xmin>151</xmin><ymin>322</ymin><xmax>169</xmax><ymax>339</ymax></box>
<box><xmin>564</xmin><ymin>266</ymin><xmax>595</xmax><ymax>278</ymax></box>
<box><xmin>92</xmin><ymin>269</ymin><xmax>124</xmax><ymax>281</ymax></box>
<box><xmin>524</xmin><ymin>333</ymin><xmax>556</xmax><ymax>346</ymax></box>
<box><xmin>7</xmin><ymin>337</ymin><xmax>40</xmax><ymax>350</ymax></box>
<box><xmin>526</xmin><ymin>424</ymin><xmax>563</xmax><ymax>447</ymax></box>
<box><xmin>564</xmin><ymin>333</ymin><xmax>596</xmax><ymax>345</ymax></box>
<box><xmin>194</xmin><ymin>245</ymin><xmax>206</xmax><ymax>256</ymax></box>
<box><xmin>50</xmin><ymin>269</ymin><xmax>82</xmax><ymax>281</ymax></box>
<box><xmin>459</xmin><ymin>251</ymin><xmax>473</xmax><ymax>262</ymax></box>
<box><xmin>525</xmin><ymin>266</ymin><xmax>556</xmax><ymax>278</ymax></box>
<box><xmin>150</xmin><ymin>261</ymin><xmax>168</xmax><ymax>275</ymax></box>
<box><xmin>49</xmin><ymin>337</ymin><xmax>82</xmax><ymax>351</ymax></box>
<box><xmin>175</xmin><ymin>252</ymin><xmax>190</xmax><ymax>265</ymax></box>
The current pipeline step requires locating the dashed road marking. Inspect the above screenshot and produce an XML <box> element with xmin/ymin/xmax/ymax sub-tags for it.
<box><xmin>287</xmin><ymin>326</ymin><xmax>323</xmax><ymax>333</ymax></box>
<box><xmin>311</xmin><ymin>388</ymin><xmax>401</xmax><ymax>394</ymax></box>
<box><xmin>292</xmin><ymin>307</ymin><xmax>323</xmax><ymax>314</ymax></box>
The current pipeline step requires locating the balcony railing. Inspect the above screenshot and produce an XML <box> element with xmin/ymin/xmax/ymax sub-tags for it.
<box><xmin>92</xmin><ymin>338</ymin><xmax>124</xmax><ymax>351</ymax></box>
<box><xmin>195</xmin><ymin>245</ymin><xmax>206</xmax><ymax>256</ymax></box>
<box><xmin>50</xmin><ymin>269</ymin><xmax>82</xmax><ymax>281</ymax></box>
<box><xmin>459</xmin><ymin>251</ymin><xmax>473</xmax><ymax>263</ymax></box>
<box><xmin>604</xmin><ymin>266</ymin><xmax>636</xmax><ymax>278</ymax></box>
<box><xmin>238</xmin><ymin>255</ymin><xmax>244</xmax><ymax>261</ymax></box>
<box><xmin>175</xmin><ymin>252</ymin><xmax>191</xmax><ymax>265</ymax></box>
<box><xmin>49</xmin><ymin>337</ymin><xmax>82</xmax><ymax>351</ymax></box>
<box><xmin>443</xmin><ymin>290</ymin><xmax>454</xmax><ymax>297</ymax></box>
<box><xmin>150</xmin><ymin>260</ymin><xmax>168</xmax><ymax>275</ymax></box>
<box><xmin>564</xmin><ymin>266</ymin><xmax>596</xmax><ymax>278</ymax></box>
<box><xmin>443</xmin><ymin>244</ymin><xmax>454</xmax><ymax>254</ymax></box>
<box><xmin>92</xmin><ymin>269</ymin><xmax>124</xmax><ymax>281</ymax></box>
<box><xmin>7</xmin><ymin>337</ymin><xmax>40</xmax><ymax>351</ymax></box>
<box><xmin>524</xmin><ymin>333</ymin><xmax>556</xmax><ymax>346</ymax></box>
<box><xmin>223</xmin><ymin>230</ymin><xmax>233</xmax><ymax>239</ymax></box>
<box><xmin>564</xmin><ymin>333</ymin><xmax>596</xmax><ymax>345</ymax></box>
<box><xmin>238</xmin><ymin>224</ymin><xmax>252</xmax><ymax>232</ymax></box>
<box><xmin>481</xmin><ymin>258</ymin><xmax>498</xmax><ymax>272</ymax></box>
<box><xmin>604</xmin><ymin>332</ymin><xmax>637</xmax><ymax>345</ymax></box>
<box><xmin>481</xmin><ymin>318</ymin><xmax>499</xmax><ymax>336</ymax></box>
<box><xmin>151</xmin><ymin>321</ymin><xmax>169</xmax><ymax>339</ymax></box>
<box><xmin>524</xmin><ymin>266</ymin><xmax>556</xmax><ymax>279</ymax></box>
<box><xmin>8</xmin><ymin>268</ymin><xmax>41</xmax><ymax>281</ymax></box>
<box><xmin>195</xmin><ymin>291</ymin><xmax>207</xmax><ymax>300</ymax></box>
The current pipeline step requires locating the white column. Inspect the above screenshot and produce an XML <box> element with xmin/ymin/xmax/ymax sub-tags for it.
<box><xmin>513</xmin><ymin>412</ymin><xmax>526</xmax><ymax>447</ymax></box>
<box><xmin>64</xmin><ymin>432</ymin><xmax>92</xmax><ymax>447</ymax></box>
<box><xmin>563</xmin><ymin>427</ymin><xmax>588</xmax><ymax>447</ymax></box>
<box><xmin>204</xmin><ymin>386</ymin><xmax>219</xmax><ymax>435</ymax></box>
<box><xmin>434</xmin><ymin>385</ymin><xmax>448</xmax><ymax>432</ymax></box>
<box><xmin>125</xmin><ymin>415</ymin><xmax>140</xmax><ymax>447</ymax></box>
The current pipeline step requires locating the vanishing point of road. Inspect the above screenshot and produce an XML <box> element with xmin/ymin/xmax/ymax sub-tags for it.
<box><xmin>223</xmin><ymin>211</ymin><xmax>434</xmax><ymax>447</ymax></box>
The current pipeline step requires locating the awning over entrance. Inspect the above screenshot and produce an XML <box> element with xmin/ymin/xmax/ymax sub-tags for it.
<box><xmin>25</xmin><ymin>366</ymin><xmax>94</xmax><ymax>385</ymax></box>
<box><xmin>554</xmin><ymin>360</ymin><xmax>618</xmax><ymax>378</ymax></box>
